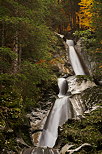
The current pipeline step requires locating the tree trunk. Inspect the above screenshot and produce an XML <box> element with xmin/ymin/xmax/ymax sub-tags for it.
<box><xmin>18</xmin><ymin>43</ymin><xmax>22</xmax><ymax>69</ymax></box>
<box><xmin>2</xmin><ymin>21</ymin><xmax>5</xmax><ymax>47</ymax></box>
<box><xmin>13</xmin><ymin>31</ymin><xmax>19</xmax><ymax>73</ymax></box>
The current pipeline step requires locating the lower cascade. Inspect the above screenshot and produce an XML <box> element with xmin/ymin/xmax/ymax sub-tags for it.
<box><xmin>39</xmin><ymin>79</ymin><xmax>74</xmax><ymax>148</ymax></box>
<box><xmin>38</xmin><ymin>76</ymin><xmax>86</xmax><ymax>149</ymax></box>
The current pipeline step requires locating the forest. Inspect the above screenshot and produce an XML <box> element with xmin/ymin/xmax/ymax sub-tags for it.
<box><xmin>0</xmin><ymin>0</ymin><xmax>102</xmax><ymax>153</ymax></box>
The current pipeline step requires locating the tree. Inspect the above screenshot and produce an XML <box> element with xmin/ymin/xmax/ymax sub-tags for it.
<box><xmin>92</xmin><ymin>0</ymin><xmax>102</xmax><ymax>45</ymax></box>
<box><xmin>60</xmin><ymin>0</ymin><xmax>81</xmax><ymax>31</ymax></box>
<box><xmin>78</xmin><ymin>0</ymin><xmax>93</xmax><ymax>28</ymax></box>
<box><xmin>91</xmin><ymin>0</ymin><xmax>102</xmax><ymax>78</ymax></box>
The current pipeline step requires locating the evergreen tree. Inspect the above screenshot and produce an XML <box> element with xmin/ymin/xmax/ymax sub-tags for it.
<box><xmin>91</xmin><ymin>0</ymin><xmax>102</xmax><ymax>77</ymax></box>
<box><xmin>61</xmin><ymin>0</ymin><xmax>81</xmax><ymax>31</ymax></box>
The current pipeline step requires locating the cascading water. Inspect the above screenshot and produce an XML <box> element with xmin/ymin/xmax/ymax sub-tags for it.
<box><xmin>66</xmin><ymin>40</ymin><xmax>85</xmax><ymax>75</ymax></box>
<box><xmin>38</xmin><ymin>78</ymin><xmax>74</xmax><ymax>148</ymax></box>
<box><xmin>38</xmin><ymin>38</ymin><xmax>87</xmax><ymax>149</ymax></box>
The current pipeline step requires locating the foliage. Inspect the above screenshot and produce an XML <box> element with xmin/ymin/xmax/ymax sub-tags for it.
<box><xmin>0</xmin><ymin>61</ymin><xmax>56</xmax><ymax>152</ymax></box>
<box><xmin>0</xmin><ymin>0</ymin><xmax>65</xmax><ymax>152</ymax></box>
<box><xmin>0</xmin><ymin>47</ymin><xmax>16</xmax><ymax>73</ymax></box>
<box><xmin>73</xmin><ymin>29</ymin><xmax>96</xmax><ymax>48</ymax></box>
<box><xmin>78</xmin><ymin>0</ymin><xmax>93</xmax><ymax>28</ymax></box>
<box><xmin>0</xmin><ymin>0</ymin><xmax>102</xmax><ymax>152</ymax></box>
<box><xmin>61</xmin><ymin>0</ymin><xmax>80</xmax><ymax>31</ymax></box>
<box><xmin>59</xmin><ymin>107</ymin><xmax>102</xmax><ymax>153</ymax></box>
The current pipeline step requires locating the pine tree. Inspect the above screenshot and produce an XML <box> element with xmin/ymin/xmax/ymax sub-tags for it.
<box><xmin>61</xmin><ymin>0</ymin><xmax>80</xmax><ymax>31</ymax></box>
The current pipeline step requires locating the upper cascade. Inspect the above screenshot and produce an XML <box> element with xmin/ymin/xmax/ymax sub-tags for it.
<box><xmin>66</xmin><ymin>39</ymin><xmax>85</xmax><ymax>75</ymax></box>
<box><xmin>66</xmin><ymin>40</ymin><xmax>74</xmax><ymax>46</ymax></box>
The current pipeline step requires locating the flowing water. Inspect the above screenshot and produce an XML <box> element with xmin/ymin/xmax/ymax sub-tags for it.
<box><xmin>66</xmin><ymin>40</ymin><xmax>85</xmax><ymax>75</ymax></box>
<box><xmin>38</xmin><ymin>78</ymin><xmax>73</xmax><ymax>148</ymax></box>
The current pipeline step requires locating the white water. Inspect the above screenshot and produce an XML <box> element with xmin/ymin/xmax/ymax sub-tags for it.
<box><xmin>57</xmin><ymin>78</ymin><xmax>68</xmax><ymax>98</ymax></box>
<box><xmin>39</xmin><ymin>78</ymin><xmax>74</xmax><ymax>148</ymax></box>
<box><xmin>66</xmin><ymin>40</ymin><xmax>85</xmax><ymax>75</ymax></box>
<box><xmin>39</xmin><ymin>96</ymin><xmax>74</xmax><ymax>148</ymax></box>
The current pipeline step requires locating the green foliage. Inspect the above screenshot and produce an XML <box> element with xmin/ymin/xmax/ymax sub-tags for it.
<box><xmin>0</xmin><ymin>47</ymin><xmax>16</xmax><ymax>73</ymax></box>
<box><xmin>73</xmin><ymin>29</ymin><xmax>96</xmax><ymax>48</ymax></box>
<box><xmin>59</xmin><ymin>107</ymin><xmax>102</xmax><ymax>153</ymax></box>
<box><xmin>0</xmin><ymin>60</ymin><xmax>56</xmax><ymax>152</ymax></box>
<box><xmin>91</xmin><ymin>0</ymin><xmax>102</xmax><ymax>48</ymax></box>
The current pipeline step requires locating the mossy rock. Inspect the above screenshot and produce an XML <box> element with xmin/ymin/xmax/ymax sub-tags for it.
<box><xmin>81</xmin><ymin>86</ymin><xmax>102</xmax><ymax>108</ymax></box>
<box><xmin>58</xmin><ymin>107</ymin><xmax>102</xmax><ymax>153</ymax></box>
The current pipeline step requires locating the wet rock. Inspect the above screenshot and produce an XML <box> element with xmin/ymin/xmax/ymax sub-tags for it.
<box><xmin>75</xmin><ymin>39</ymin><xmax>96</xmax><ymax>75</ymax></box>
<box><xmin>26</xmin><ymin>106</ymin><xmax>51</xmax><ymax>146</ymax></box>
<box><xmin>66</xmin><ymin>76</ymin><xmax>96</xmax><ymax>94</ymax></box>
<box><xmin>22</xmin><ymin>147</ymin><xmax>60</xmax><ymax>154</ymax></box>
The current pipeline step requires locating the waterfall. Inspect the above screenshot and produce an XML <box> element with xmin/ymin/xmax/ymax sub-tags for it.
<box><xmin>38</xmin><ymin>39</ymin><xmax>87</xmax><ymax>148</ymax></box>
<box><xmin>38</xmin><ymin>96</ymin><xmax>74</xmax><ymax>148</ymax></box>
<box><xmin>38</xmin><ymin>78</ymin><xmax>72</xmax><ymax>148</ymax></box>
<box><xmin>38</xmin><ymin>77</ymin><xmax>84</xmax><ymax>148</ymax></box>
<box><xmin>66</xmin><ymin>40</ymin><xmax>85</xmax><ymax>75</ymax></box>
<box><xmin>23</xmin><ymin>34</ymin><xmax>92</xmax><ymax>153</ymax></box>
<box><xmin>57</xmin><ymin>78</ymin><xmax>68</xmax><ymax>98</ymax></box>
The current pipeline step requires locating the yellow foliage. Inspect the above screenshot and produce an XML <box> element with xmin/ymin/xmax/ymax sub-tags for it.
<box><xmin>99</xmin><ymin>65</ymin><xmax>102</xmax><ymax>68</ymax></box>
<box><xmin>78</xmin><ymin>0</ymin><xmax>93</xmax><ymax>28</ymax></box>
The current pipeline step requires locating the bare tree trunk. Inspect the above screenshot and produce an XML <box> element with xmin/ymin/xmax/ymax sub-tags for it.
<box><xmin>13</xmin><ymin>31</ymin><xmax>19</xmax><ymax>73</ymax></box>
<box><xmin>72</xmin><ymin>12</ymin><xmax>76</xmax><ymax>30</ymax></box>
<box><xmin>18</xmin><ymin>43</ymin><xmax>22</xmax><ymax>69</ymax></box>
<box><xmin>2</xmin><ymin>21</ymin><xmax>5</xmax><ymax>47</ymax></box>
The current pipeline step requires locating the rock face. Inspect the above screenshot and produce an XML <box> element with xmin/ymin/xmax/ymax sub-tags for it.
<box><xmin>66</xmin><ymin>76</ymin><xmax>96</xmax><ymax>117</ymax></box>
<box><xmin>22</xmin><ymin>147</ymin><xmax>60</xmax><ymax>154</ymax></box>
<box><xmin>27</xmin><ymin>106</ymin><xmax>51</xmax><ymax>146</ymax></box>
<box><xmin>67</xmin><ymin>76</ymin><xmax>96</xmax><ymax>94</ymax></box>
<box><xmin>51</xmin><ymin>37</ymin><xmax>71</xmax><ymax>76</ymax></box>
<box><xmin>75</xmin><ymin>39</ymin><xmax>95</xmax><ymax>75</ymax></box>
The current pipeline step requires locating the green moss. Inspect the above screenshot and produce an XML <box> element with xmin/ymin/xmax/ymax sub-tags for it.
<box><xmin>76</xmin><ymin>75</ymin><xmax>94</xmax><ymax>83</ymax></box>
<box><xmin>58</xmin><ymin>108</ymin><xmax>102</xmax><ymax>153</ymax></box>
<box><xmin>81</xmin><ymin>86</ymin><xmax>102</xmax><ymax>108</ymax></box>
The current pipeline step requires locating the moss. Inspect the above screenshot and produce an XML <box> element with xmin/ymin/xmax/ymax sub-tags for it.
<box><xmin>58</xmin><ymin>107</ymin><xmax>102</xmax><ymax>153</ymax></box>
<box><xmin>81</xmin><ymin>86</ymin><xmax>102</xmax><ymax>108</ymax></box>
<box><xmin>76</xmin><ymin>75</ymin><xmax>94</xmax><ymax>83</ymax></box>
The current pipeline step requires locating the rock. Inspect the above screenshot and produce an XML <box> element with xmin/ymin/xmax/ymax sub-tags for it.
<box><xmin>27</xmin><ymin>106</ymin><xmax>51</xmax><ymax>146</ymax></box>
<box><xmin>75</xmin><ymin>39</ymin><xmax>96</xmax><ymax>76</ymax></box>
<box><xmin>22</xmin><ymin>147</ymin><xmax>60</xmax><ymax>154</ymax></box>
<box><xmin>69</xmin><ymin>94</ymin><xmax>86</xmax><ymax>117</ymax></box>
<box><xmin>16</xmin><ymin>138</ymin><xmax>30</xmax><ymax>148</ymax></box>
<box><xmin>32</xmin><ymin>132</ymin><xmax>42</xmax><ymax>146</ymax></box>
<box><xmin>66</xmin><ymin>76</ymin><xmax>96</xmax><ymax>94</ymax></box>
<box><xmin>60</xmin><ymin>144</ymin><xmax>74</xmax><ymax>154</ymax></box>
<box><xmin>67</xmin><ymin>143</ymin><xmax>91</xmax><ymax>154</ymax></box>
